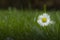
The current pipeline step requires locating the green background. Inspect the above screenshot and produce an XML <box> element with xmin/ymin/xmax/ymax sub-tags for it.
<box><xmin>0</xmin><ymin>9</ymin><xmax>60</xmax><ymax>40</ymax></box>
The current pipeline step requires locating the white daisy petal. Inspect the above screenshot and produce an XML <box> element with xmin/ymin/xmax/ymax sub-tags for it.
<box><xmin>37</xmin><ymin>13</ymin><xmax>54</xmax><ymax>27</ymax></box>
<box><xmin>38</xmin><ymin>15</ymin><xmax>43</xmax><ymax>19</ymax></box>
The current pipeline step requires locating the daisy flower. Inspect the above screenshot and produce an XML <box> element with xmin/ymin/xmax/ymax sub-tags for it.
<box><xmin>37</xmin><ymin>13</ymin><xmax>54</xmax><ymax>27</ymax></box>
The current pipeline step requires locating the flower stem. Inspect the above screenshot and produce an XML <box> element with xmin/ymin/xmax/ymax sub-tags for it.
<box><xmin>43</xmin><ymin>4</ymin><xmax>46</xmax><ymax>13</ymax></box>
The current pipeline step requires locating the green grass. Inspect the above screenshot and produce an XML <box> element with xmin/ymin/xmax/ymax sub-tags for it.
<box><xmin>0</xmin><ymin>9</ymin><xmax>60</xmax><ymax>40</ymax></box>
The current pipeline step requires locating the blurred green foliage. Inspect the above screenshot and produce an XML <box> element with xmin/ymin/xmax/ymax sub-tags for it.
<box><xmin>0</xmin><ymin>9</ymin><xmax>60</xmax><ymax>40</ymax></box>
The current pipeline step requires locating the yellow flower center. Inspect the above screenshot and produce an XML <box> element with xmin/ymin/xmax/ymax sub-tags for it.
<box><xmin>42</xmin><ymin>17</ymin><xmax>47</xmax><ymax>22</ymax></box>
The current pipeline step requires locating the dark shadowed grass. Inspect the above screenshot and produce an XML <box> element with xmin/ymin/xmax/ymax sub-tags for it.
<box><xmin>0</xmin><ymin>9</ymin><xmax>60</xmax><ymax>40</ymax></box>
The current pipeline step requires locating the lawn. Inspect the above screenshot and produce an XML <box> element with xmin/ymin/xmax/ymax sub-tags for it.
<box><xmin>0</xmin><ymin>9</ymin><xmax>60</xmax><ymax>40</ymax></box>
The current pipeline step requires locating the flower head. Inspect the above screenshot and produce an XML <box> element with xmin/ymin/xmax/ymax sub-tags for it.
<box><xmin>37</xmin><ymin>13</ymin><xmax>53</xmax><ymax>27</ymax></box>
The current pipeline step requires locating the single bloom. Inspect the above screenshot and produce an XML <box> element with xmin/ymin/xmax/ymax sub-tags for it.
<box><xmin>37</xmin><ymin>13</ymin><xmax>54</xmax><ymax>27</ymax></box>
